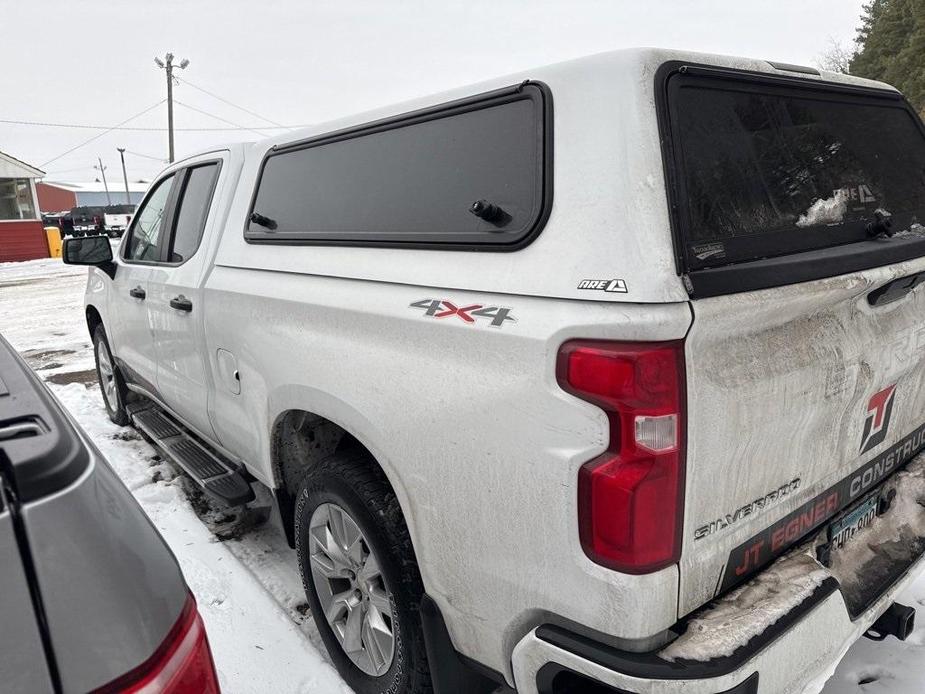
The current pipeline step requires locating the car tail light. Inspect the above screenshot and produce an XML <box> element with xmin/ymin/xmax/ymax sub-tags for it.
<box><xmin>92</xmin><ymin>594</ymin><xmax>220</xmax><ymax>694</ymax></box>
<box><xmin>557</xmin><ymin>340</ymin><xmax>686</xmax><ymax>574</ymax></box>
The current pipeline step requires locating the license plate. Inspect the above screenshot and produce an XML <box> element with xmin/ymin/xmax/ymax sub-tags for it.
<box><xmin>828</xmin><ymin>495</ymin><xmax>879</xmax><ymax>551</ymax></box>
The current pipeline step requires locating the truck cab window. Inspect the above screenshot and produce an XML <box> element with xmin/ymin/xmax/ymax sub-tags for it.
<box><xmin>126</xmin><ymin>174</ymin><xmax>175</xmax><ymax>262</ymax></box>
<box><xmin>170</xmin><ymin>163</ymin><xmax>219</xmax><ymax>263</ymax></box>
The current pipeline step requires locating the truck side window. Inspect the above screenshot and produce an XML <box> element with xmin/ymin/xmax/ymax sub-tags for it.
<box><xmin>126</xmin><ymin>174</ymin><xmax>175</xmax><ymax>262</ymax></box>
<box><xmin>170</xmin><ymin>163</ymin><xmax>220</xmax><ymax>263</ymax></box>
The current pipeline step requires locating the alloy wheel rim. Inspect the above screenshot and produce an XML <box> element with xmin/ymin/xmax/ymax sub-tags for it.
<box><xmin>96</xmin><ymin>341</ymin><xmax>118</xmax><ymax>411</ymax></box>
<box><xmin>308</xmin><ymin>503</ymin><xmax>395</xmax><ymax>676</ymax></box>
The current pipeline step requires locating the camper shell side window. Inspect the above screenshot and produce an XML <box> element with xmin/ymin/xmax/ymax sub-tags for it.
<box><xmin>245</xmin><ymin>83</ymin><xmax>552</xmax><ymax>251</ymax></box>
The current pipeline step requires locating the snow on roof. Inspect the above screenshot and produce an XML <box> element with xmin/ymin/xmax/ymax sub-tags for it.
<box><xmin>256</xmin><ymin>47</ymin><xmax>900</xmax><ymax>153</ymax></box>
<box><xmin>0</xmin><ymin>150</ymin><xmax>44</xmax><ymax>178</ymax></box>
<box><xmin>39</xmin><ymin>180</ymin><xmax>151</xmax><ymax>193</ymax></box>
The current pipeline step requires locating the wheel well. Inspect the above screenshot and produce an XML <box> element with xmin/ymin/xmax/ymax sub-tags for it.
<box><xmin>272</xmin><ymin>410</ymin><xmax>382</xmax><ymax>547</ymax></box>
<box><xmin>86</xmin><ymin>305</ymin><xmax>103</xmax><ymax>339</ymax></box>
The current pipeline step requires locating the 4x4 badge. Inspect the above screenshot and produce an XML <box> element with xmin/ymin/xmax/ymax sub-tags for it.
<box><xmin>860</xmin><ymin>384</ymin><xmax>897</xmax><ymax>454</ymax></box>
<box><xmin>410</xmin><ymin>299</ymin><xmax>515</xmax><ymax>328</ymax></box>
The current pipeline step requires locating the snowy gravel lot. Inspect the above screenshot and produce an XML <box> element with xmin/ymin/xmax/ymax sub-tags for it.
<box><xmin>1</xmin><ymin>255</ymin><xmax>351</xmax><ymax>694</ymax></box>
<box><xmin>2</xmin><ymin>254</ymin><xmax>925</xmax><ymax>693</ymax></box>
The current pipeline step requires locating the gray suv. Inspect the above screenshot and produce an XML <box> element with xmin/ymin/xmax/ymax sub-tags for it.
<box><xmin>0</xmin><ymin>334</ymin><xmax>220</xmax><ymax>694</ymax></box>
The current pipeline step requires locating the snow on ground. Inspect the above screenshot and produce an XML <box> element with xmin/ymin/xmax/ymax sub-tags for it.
<box><xmin>3</xmin><ymin>254</ymin><xmax>925</xmax><ymax>693</ymax></box>
<box><xmin>1</xmin><ymin>255</ymin><xmax>351</xmax><ymax>693</ymax></box>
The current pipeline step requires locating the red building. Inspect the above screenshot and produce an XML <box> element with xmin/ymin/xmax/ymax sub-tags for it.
<box><xmin>0</xmin><ymin>150</ymin><xmax>48</xmax><ymax>263</ymax></box>
<box><xmin>36</xmin><ymin>181</ymin><xmax>78</xmax><ymax>213</ymax></box>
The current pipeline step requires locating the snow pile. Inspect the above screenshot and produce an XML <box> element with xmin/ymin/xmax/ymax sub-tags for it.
<box><xmin>890</xmin><ymin>223</ymin><xmax>925</xmax><ymax>239</ymax></box>
<box><xmin>796</xmin><ymin>190</ymin><xmax>849</xmax><ymax>228</ymax></box>
<box><xmin>661</xmin><ymin>551</ymin><xmax>829</xmax><ymax>662</ymax></box>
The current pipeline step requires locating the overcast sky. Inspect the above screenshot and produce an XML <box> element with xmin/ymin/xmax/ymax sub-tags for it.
<box><xmin>2</xmin><ymin>0</ymin><xmax>865</xmax><ymax>184</ymax></box>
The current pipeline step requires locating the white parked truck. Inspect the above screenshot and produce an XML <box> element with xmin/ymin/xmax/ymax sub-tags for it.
<box><xmin>102</xmin><ymin>204</ymin><xmax>135</xmax><ymax>237</ymax></box>
<box><xmin>63</xmin><ymin>48</ymin><xmax>925</xmax><ymax>694</ymax></box>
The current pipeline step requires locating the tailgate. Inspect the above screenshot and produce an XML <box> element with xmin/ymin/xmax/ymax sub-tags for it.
<box><xmin>656</xmin><ymin>64</ymin><xmax>925</xmax><ymax>614</ymax></box>
<box><xmin>681</xmin><ymin>262</ymin><xmax>925</xmax><ymax>613</ymax></box>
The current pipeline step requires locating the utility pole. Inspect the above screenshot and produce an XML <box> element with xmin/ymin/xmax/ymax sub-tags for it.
<box><xmin>154</xmin><ymin>52</ymin><xmax>190</xmax><ymax>163</ymax></box>
<box><xmin>95</xmin><ymin>158</ymin><xmax>112</xmax><ymax>205</ymax></box>
<box><xmin>117</xmin><ymin>148</ymin><xmax>131</xmax><ymax>205</ymax></box>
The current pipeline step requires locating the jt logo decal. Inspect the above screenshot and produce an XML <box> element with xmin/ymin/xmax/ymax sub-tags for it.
<box><xmin>860</xmin><ymin>384</ymin><xmax>897</xmax><ymax>454</ymax></box>
<box><xmin>410</xmin><ymin>299</ymin><xmax>515</xmax><ymax>328</ymax></box>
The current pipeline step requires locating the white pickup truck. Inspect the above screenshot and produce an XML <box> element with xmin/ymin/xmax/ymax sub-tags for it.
<box><xmin>102</xmin><ymin>204</ymin><xmax>135</xmax><ymax>237</ymax></box>
<box><xmin>63</xmin><ymin>48</ymin><xmax>925</xmax><ymax>694</ymax></box>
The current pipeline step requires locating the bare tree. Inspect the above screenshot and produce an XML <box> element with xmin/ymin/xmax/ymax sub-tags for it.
<box><xmin>816</xmin><ymin>37</ymin><xmax>855</xmax><ymax>74</ymax></box>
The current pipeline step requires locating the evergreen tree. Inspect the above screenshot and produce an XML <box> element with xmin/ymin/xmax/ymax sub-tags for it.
<box><xmin>851</xmin><ymin>0</ymin><xmax>925</xmax><ymax>112</ymax></box>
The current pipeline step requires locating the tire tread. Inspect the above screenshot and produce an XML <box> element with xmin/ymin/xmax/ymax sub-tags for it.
<box><xmin>295</xmin><ymin>446</ymin><xmax>434</xmax><ymax>694</ymax></box>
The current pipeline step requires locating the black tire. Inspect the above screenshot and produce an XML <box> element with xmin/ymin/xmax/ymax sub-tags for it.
<box><xmin>295</xmin><ymin>448</ymin><xmax>433</xmax><ymax>694</ymax></box>
<box><xmin>92</xmin><ymin>325</ymin><xmax>130</xmax><ymax>426</ymax></box>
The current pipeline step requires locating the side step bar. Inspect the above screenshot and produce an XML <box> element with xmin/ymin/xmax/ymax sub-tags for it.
<box><xmin>128</xmin><ymin>403</ymin><xmax>254</xmax><ymax>507</ymax></box>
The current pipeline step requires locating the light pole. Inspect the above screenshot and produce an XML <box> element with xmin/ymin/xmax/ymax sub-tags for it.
<box><xmin>117</xmin><ymin>148</ymin><xmax>131</xmax><ymax>205</ymax></box>
<box><xmin>154</xmin><ymin>52</ymin><xmax>190</xmax><ymax>163</ymax></box>
<box><xmin>94</xmin><ymin>158</ymin><xmax>112</xmax><ymax>205</ymax></box>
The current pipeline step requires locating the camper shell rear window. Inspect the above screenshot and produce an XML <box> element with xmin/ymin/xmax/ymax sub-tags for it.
<box><xmin>245</xmin><ymin>83</ymin><xmax>552</xmax><ymax>250</ymax></box>
<box><xmin>659</xmin><ymin>64</ymin><xmax>925</xmax><ymax>295</ymax></box>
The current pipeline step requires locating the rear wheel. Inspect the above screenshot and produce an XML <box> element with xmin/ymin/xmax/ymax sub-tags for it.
<box><xmin>92</xmin><ymin>325</ymin><xmax>129</xmax><ymax>426</ymax></box>
<box><xmin>295</xmin><ymin>449</ymin><xmax>433</xmax><ymax>694</ymax></box>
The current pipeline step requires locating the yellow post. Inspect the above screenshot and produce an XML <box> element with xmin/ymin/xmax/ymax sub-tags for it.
<box><xmin>44</xmin><ymin>227</ymin><xmax>63</xmax><ymax>258</ymax></box>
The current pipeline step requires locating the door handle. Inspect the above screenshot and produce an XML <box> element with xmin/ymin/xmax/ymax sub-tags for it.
<box><xmin>170</xmin><ymin>295</ymin><xmax>193</xmax><ymax>312</ymax></box>
<box><xmin>129</xmin><ymin>286</ymin><xmax>146</xmax><ymax>300</ymax></box>
<box><xmin>868</xmin><ymin>271</ymin><xmax>925</xmax><ymax>307</ymax></box>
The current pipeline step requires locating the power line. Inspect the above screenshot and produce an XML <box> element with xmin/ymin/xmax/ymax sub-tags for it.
<box><xmin>42</xmin><ymin>166</ymin><xmax>95</xmax><ymax>176</ymax></box>
<box><xmin>40</xmin><ymin>101</ymin><xmax>166</xmax><ymax>167</ymax></box>
<box><xmin>0</xmin><ymin>116</ymin><xmax>300</xmax><ymax>132</ymax></box>
<box><xmin>124</xmin><ymin>149</ymin><xmax>168</xmax><ymax>162</ymax></box>
<box><xmin>175</xmin><ymin>75</ymin><xmax>291</xmax><ymax>129</ymax></box>
<box><xmin>173</xmin><ymin>99</ymin><xmax>271</xmax><ymax>137</ymax></box>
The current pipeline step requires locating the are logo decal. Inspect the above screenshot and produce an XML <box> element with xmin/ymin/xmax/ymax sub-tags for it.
<box><xmin>577</xmin><ymin>279</ymin><xmax>628</xmax><ymax>293</ymax></box>
<box><xmin>838</xmin><ymin>184</ymin><xmax>876</xmax><ymax>205</ymax></box>
<box><xmin>860</xmin><ymin>384</ymin><xmax>897</xmax><ymax>454</ymax></box>
<box><xmin>410</xmin><ymin>299</ymin><xmax>515</xmax><ymax>328</ymax></box>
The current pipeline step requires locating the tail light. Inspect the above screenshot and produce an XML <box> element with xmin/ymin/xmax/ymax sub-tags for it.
<box><xmin>557</xmin><ymin>340</ymin><xmax>686</xmax><ymax>574</ymax></box>
<box><xmin>93</xmin><ymin>594</ymin><xmax>220</xmax><ymax>694</ymax></box>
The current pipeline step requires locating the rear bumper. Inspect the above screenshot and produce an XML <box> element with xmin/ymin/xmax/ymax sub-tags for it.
<box><xmin>511</xmin><ymin>527</ymin><xmax>925</xmax><ymax>694</ymax></box>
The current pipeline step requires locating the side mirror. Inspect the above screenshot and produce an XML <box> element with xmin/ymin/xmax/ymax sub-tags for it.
<box><xmin>63</xmin><ymin>235</ymin><xmax>113</xmax><ymax>266</ymax></box>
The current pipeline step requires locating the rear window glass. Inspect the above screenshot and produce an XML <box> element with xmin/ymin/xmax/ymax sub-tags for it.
<box><xmin>669</xmin><ymin>77</ymin><xmax>925</xmax><ymax>268</ymax></box>
<box><xmin>246</xmin><ymin>84</ymin><xmax>549</xmax><ymax>248</ymax></box>
<box><xmin>71</xmin><ymin>207</ymin><xmax>103</xmax><ymax>217</ymax></box>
